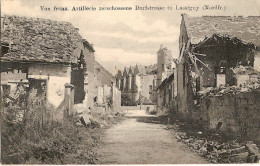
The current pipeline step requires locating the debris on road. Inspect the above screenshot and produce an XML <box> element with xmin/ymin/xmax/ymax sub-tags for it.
<box><xmin>172</xmin><ymin>124</ymin><xmax>260</xmax><ymax>163</ymax></box>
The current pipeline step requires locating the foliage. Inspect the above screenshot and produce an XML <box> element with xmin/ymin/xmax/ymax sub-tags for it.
<box><xmin>121</xmin><ymin>94</ymin><xmax>136</xmax><ymax>106</ymax></box>
<box><xmin>1</xmin><ymin>88</ymin><xmax>100</xmax><ymax>164</ymax></box>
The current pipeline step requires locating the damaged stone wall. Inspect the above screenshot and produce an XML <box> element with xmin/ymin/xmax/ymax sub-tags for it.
<box><xmin>28</xmin><ymin>63</ymin><xmax>71</xmax><ymax>109</ymax></box>
<box><xmin>73</xmin><ymin>41</ymin><xmax>97</xmax><ymax>110</ymax></box>
<box><xmin>196</xmin><ymin>89</ymin><xmax>260</xmax><ymax>140</ymax></box>
<box><xmin>157</xmin><ymin>46</ymin><xmax>173</xmax><ymax>86</ymax></box>
<box><xmin>141</xmin><ymin>74</ymin><xmax>155</xmax><ymax>103</ymax></box>
<box><xmin>176</xmin><ymin>54</ymin><xmax>195</xmax><ymax>120</ymax></box>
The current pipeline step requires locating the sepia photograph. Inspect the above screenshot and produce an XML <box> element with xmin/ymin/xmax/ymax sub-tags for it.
<box><xmin>1</xmin><ymin>0</ymin><xmax>260</xmax><ymax>164</ymax></box>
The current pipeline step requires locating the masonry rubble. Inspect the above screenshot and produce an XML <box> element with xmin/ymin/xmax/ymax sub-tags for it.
<box><xmin>166</xmin><ymin>122</ymin><xmax>260</xmax><ymax>163</ymax></box>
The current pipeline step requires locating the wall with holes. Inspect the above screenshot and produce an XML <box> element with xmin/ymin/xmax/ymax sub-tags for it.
<box><xmin>28</xmin><ymin>63</ymin><xmax>71</xmax><ymax>109</ymax></box>
<box><xmin>196</xmin><ymin>89</ymin><xmax>260</xmax><ymax>140</ymax></box>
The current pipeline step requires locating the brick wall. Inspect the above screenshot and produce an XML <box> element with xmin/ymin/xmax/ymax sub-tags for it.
<box><xmin>197</xmin><ymin>89</ymin><xmax>260</xmax><ymax>140</ymax></box>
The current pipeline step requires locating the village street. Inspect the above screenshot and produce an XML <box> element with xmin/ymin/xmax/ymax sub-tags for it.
<box><xmin>1</xmin><ymin>6</ymin><xmax>260</xmax><ymax>164</ymax></box>
<box><xmin>96</xmin><ymin>108</ymin><xmax>209</xmax><ymax>164</ymax></box>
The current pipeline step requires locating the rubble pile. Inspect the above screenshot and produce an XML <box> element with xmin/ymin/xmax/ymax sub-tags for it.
<box><xmin>197</xmin><ymin>65</ymin><xmax>260</xmax><ymax>97</ymax></box>
<box><xmin>197</xmin><ymin>83</ymin><xmax>260</xmax><ymax>97</ymax></box>
<box><xmin>1</xmin><ymin>15</ymin><xmax>83</xmax><ymax>63</ymax></box>
<box><xmin>73</xmin><ymin>104</ymin><xmax>125</xmax><ymax>129</ymax></box>
<box><xmin>232</xmin><ymin>65</ymin><xmax>260</xmax><ymax>75</ymax></box>
<box><xmin>167</xmin><ymin>124</ymin><xmax>260</xmax><ymax>163</ymax></box>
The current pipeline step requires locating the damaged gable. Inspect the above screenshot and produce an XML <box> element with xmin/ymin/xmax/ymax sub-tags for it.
<box><xmin>185</xmin><ymin>34</ymin><xmax>257</xmax><ymax>89</ymax></box>
<box><xmin>193</xmin><ymin>34</ymin><xmax>256</xmax><ymax>68</ymax></box>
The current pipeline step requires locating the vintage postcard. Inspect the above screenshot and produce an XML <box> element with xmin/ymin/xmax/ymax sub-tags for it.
<box><xmin>1</xmin><ymin>0</ymin><xmax>260</xmax><ymax>164</ymax></box>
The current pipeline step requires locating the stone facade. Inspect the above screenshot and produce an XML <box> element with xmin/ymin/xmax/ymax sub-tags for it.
<box><xmin>115</xmin><ymin>65</ymin><xmax>156</xmax><ymax>105</ymax></box>
<box><xmin>156</xmin><ymin>45</ymin><xmax>174</xmax><ymax>87</ymax></box>
<box><xmin>95</xmin><ymin>61</ymin><xmax>121</xmax><ymax>111</ymax></box>
<box><xmin>0</xmin><ymin>15</ymin><xmax>90</xmax><ymax>120</ymax></box>
<box><xmin>1</xmin><ymin>15</ymin><xmax>119</xmax><ymax>121</ymax></box>
<box><xmin>175</xmin><ymin>14</ymin><xmax>258</xmax><ymax>119</ymax></box>
<box><xmin>195</xmin><ymin>89</ymin><xmax>260</xmax><ymax>140</ymax></box>
<box><xmin>155</xmin><ymin>14</ymin><xmax>260</xmax><ymax>141</ymax></box>
<box><xmin>156</xmin><ymin>71</ymin><xmax>176</xmax><ymax>114</ymax></box>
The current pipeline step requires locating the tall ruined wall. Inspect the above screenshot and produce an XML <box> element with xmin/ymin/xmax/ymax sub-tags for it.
<box><xmin>157</xmin><ymin>48</ymin><xmax>173</xmax><ymax>86</ymax></box>
<box><xmin>141</xmin><ymin>75</ymin><xmax>155</xmax><ymax>101</ymax></box>
<box><xmin>86</xmin><ymin>52</ymin><xmax>97</xmax><ymax>110</ymax></box>
<box><xmin>175</xmin><ymin>14</ymin><xmax>193</xmax><ymax>119</ymax></box>
<box><xmin>72</xmin><ymin>41</ymin><xmax>96</xmax><ymax>109</ymax></box>
<box><xmin>74</xmin><ymin>42</ymin><xmax>97</xmax><ymax>109</ymax></box>
<box><xmin>179</xmin><ymin>14</ymin><xmax>189</xmax><ymax>52</ymax></box>
<box><xmin>176</xmin><ymin>55</ymin><xmax>195</xmax><ymax>119</ymax></box>
<box><xmin>196</xmin><ymin>89</ymin><xmax>260</xmax><ymax>140</ymax></box>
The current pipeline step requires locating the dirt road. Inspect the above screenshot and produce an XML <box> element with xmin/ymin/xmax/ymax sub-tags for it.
<box><xmin>96</xmin><ymin>109</ymin><xmax>209</xmax><ymax>164</ymax></box>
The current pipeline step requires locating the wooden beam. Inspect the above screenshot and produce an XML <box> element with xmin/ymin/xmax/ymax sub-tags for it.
<box><xmin>187</xmin><ymin>52</ymin><xmax>200</xmax><ymax>76</ymax></box>
<box><xmin>193</xmin><ymin>53</ymin><xmax>206</xmax><ymax>57</ymax></box>
<box><xmin>177</xmin><ymin>43</ymin><xmax>186</xmax><ymax>64</ymax></box>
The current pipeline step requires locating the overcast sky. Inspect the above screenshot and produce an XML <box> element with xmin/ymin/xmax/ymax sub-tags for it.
<box><xmin>2</xmin><ymin>0</ymin><xmax>259</xmax><ymax>74</ymax></box>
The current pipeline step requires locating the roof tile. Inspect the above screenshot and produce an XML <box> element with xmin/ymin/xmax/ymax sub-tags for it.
<box><xmin>1</xmin><ymin>15</ymin><xmax>83</xmax><ymax>64</ymax></box>
<box><xmin>184</xmin><ymin>15</ymin><xmax>260</xmax><ymax>46</ymax></box>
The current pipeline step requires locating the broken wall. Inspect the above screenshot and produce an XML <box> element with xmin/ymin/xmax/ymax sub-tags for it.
<box><xmin>28</xmin><ymin>63</ymin><xmax>71</xmax><ymax>109</ymax></box>
<box><xmin>1</xmin><ymin>69</ymin><xmax>28</xmax><ymax>96</ymax></box>
<box><xmin>157</xmin><ymin>47</ymin><xmax>173</xmax><ymax>86</ymax></box>
<box><xmin>73</xmin><ymin>41</ymin><xmax>97</xmax><ymax>110</ymax></box>
<box><xmin>197</xmin><ymin>89</ymin><xmax>260</xmax><ymax>140</ymax></box>
<box><xmin>176</xmin><ymin>55</ymin><xmax>194</xmax><ymax>120</ymax></box>
<box><xmin>175</xmin><ymin>13</ymin><xmax>194</xmax><ymax>120</ymax></box>
<box><xmin>193</xmin><ymin>35</ymin><xmax>256</xmax><ymax>88</ymax></box>
<box><xmin>141</xmin><ymin>74</ymin><xmax>155</xmax><ymax>102</ymax></box>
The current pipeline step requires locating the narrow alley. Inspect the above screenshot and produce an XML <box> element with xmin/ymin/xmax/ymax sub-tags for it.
<box><xmin>96</xmin><ymin>109</ymin><xmax>209</xmax><ymax>164</ymax></box>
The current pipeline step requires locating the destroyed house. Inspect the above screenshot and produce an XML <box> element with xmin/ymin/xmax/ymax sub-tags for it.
<box><xmin>176</xmin><ymin>14</ymin><xmax>259</xmax><ymax>119</ymax></box>
<box><xmin>192</xmin><ymin>34</ymin><xmax>256</xmax><ymax>88</ymax></box>
<box><xmin>0</xmin><ymin>15</ymin><xmax>95</xmax><ymax>120</ymax></box>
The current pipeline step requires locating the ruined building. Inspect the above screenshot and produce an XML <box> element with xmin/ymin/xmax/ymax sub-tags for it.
<box><xmin>115</xmin><ymin>65</ymin><xmax>157</xmax><ymax>105</ymax></box>
<box><xmin>156</xmin><ymin>44</ymin><xmax>174</xmax><ymax>87</ymax></box>
<box><xmin>176</xmin><ymin>14</ymin><xmax>259</xmax><ymax>117</ymax></box>
<box><xmin>0</xmin><ymin>15</ymin><xmax>120</xmax><ymax>121</ymax></box>
<box><xmin>175</xmin><ymin>14</ymin><xmax>260</xmax><ymax>139</ymax></box>
<box><xmin>156</xmin><ymin>14</ymin><xmax>260</xmax><ymax>140</ymax></box>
